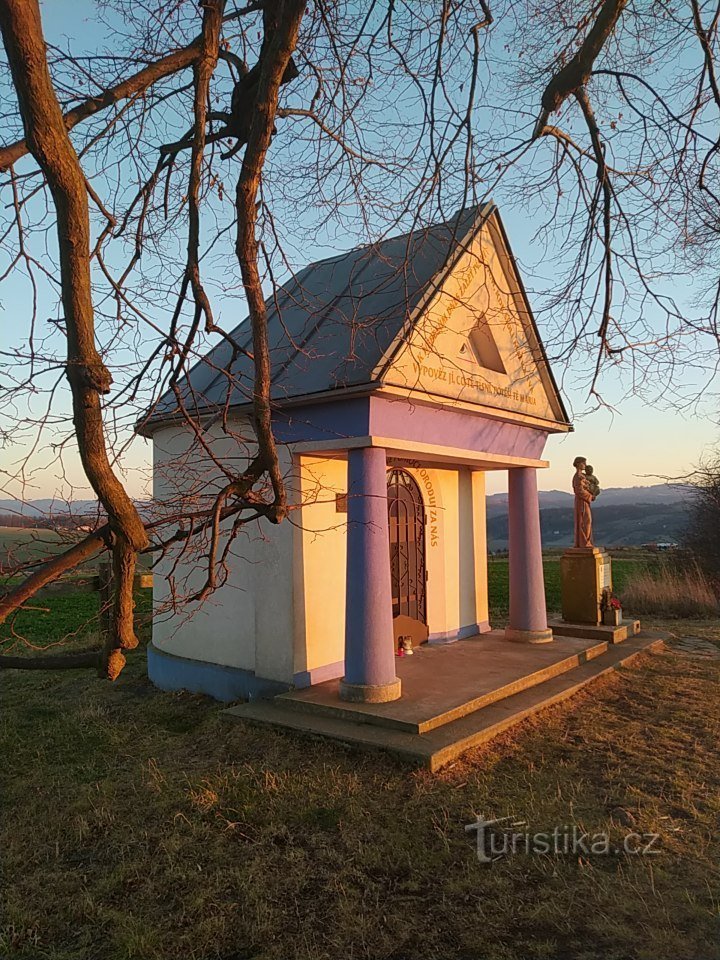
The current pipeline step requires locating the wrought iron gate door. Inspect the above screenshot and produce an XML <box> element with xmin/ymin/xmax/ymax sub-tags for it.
<box><xmin>387</xmin><ymin>468</ymin><xmax>427</xmax><ymax>625</ymax></box>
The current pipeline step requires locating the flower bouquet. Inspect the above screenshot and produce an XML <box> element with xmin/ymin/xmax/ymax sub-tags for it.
<box><xmin>601</xmin><ymin>591</ymin><xmax>623</xmax><ymax>626</ymax></box>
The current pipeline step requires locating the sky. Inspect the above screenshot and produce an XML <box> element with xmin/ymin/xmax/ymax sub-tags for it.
<box><xmin>535</xmin><ymin>402</ymin><xmax>714</xmax><ymax>496</ymax></box>
<box><xmin>0</xmin><ymin>1</ymin><xmax>717</xmax><ymax>503</ymax></box>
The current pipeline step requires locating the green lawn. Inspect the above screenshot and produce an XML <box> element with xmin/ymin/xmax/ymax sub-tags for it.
<box><xmin>0</xmin><ymin>590</ymin><xmax>152</xmax><ymax>654</ymax></box>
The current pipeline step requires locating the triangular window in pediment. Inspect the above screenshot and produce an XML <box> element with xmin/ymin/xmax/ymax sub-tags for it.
<box><xmin>457</xmin><ymin>320</ymin><xmax>507</xmax><ymax>375</ymax></box>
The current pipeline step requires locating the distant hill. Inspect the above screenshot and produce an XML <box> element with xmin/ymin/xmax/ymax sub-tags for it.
<box><xmin>487</xmin><ymin>484</ymin><xmax>693</xmax><ymax>549</ymax></box>
<box><xmin>0</xmin><ymin>483</ymin><xmax>695</xmax><ymax>549</ymax></box>
<box><xmin>0</xmin><ymin>499</ymin><xmax>100</xmax><ymax>518</ymax></box>
<box><xmin>486</xmin><ymin>484</ymin><xmax>692</xmax><ymax>517</ymax></box>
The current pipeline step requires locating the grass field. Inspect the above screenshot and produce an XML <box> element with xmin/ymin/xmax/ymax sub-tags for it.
<box><xmin>0</xmin><ymin>526</ymin><xmax>73</xmax><ymax>565</ymax></box>
<box><xmin>2</xmin><ymin>553</ymin><xmax>719</xmax><ymax>959</ymax></box>
<box><xmin>0</xmin><ymin>526</ymin><xmax>153</xmax><ymax>580</ymax></box>
<box><xmin>2</xmin><ymin>627</ymin><xmax>719</xmax><ymax>959</ymax></box>
<box><xmin>0</xmin><ymin>589</ymin><xmax>152</xmax><ymax>655</ymax></box>
<box><xmin>488</xmin><ymin>556</ymin><xmax>643</xmax><ymax>619</ymax></box>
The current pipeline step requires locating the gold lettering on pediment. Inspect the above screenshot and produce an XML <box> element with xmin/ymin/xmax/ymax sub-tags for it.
<box><xmin>413</xmin><ymin>361</ymin><xmax>537</xmax><ymax>406</ymax></box>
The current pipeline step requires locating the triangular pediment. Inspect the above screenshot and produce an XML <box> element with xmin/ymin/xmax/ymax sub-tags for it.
<box><xmin>377</xmin><ymin>207</ymin><xmax>568</xmax><ymax>428</ymax></box>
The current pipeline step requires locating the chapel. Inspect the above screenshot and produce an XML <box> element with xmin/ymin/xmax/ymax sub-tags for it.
<box><xmin>143</xmin><ymin>201</ymin><xmax>572</xmax><ymax>704</ymax></box>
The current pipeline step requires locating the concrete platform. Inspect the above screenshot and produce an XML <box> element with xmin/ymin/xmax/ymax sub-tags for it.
<box><xmin>223</xmin><ymin>630</ymin><xmax>666</xmax><ymax>771</ymax></box>
<box><xmin>275</xmin><ymin>631</ymin><xmax>608</xmax><ymax>734</ymax></box>
<box><xmin>548</xmin><ymin>618</ymin><xmax>641</xmax><ymax>644</ymax></box>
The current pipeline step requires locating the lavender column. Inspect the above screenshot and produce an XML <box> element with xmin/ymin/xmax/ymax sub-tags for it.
<box><xmin>505</xmin><ymin>467</ymin><xmax>553</xmax><ymax>643</ymax></box>
<box><xmin>340</xmin><ymin>446</ymin><xmax>401</xmax><ymax>703</ymax></box>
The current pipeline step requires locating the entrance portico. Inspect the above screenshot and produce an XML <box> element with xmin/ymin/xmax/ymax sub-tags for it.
<box><xmin>290</xmin><ymin>424</ymin><xmax>553</xmax><ymax>704</ymax></box>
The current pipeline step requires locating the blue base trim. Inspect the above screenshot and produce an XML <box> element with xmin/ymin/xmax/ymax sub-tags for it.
<box><xmin>458</xmin><ymin>620</ymin><xmax>492</xmax><ymax>639</ymax></box>
<box><xmin>429</xmin><ymin>621</ymin><xmax>492</xmax><ymax>645</ymax></box>
<box><xmin>293</xmin><ymin>659</ymin><xmax>345</xmax><ymax>689</ymax></box>
<box><xmin>147</xmin><ymin>643</ymin><xmax>290</xmax><ymax>703</ymax></box>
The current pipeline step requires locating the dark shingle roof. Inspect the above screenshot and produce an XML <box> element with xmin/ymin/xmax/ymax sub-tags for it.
<box><xmin>151</xmin><ymin>203</ymin><xmax>489</xmax><ymax>419</ymax></box>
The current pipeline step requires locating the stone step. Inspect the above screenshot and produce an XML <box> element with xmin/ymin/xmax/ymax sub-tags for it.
<box><xmin>549</xmin><ymin>618</ymin><xmax>641</xmax><ymax>644</ymax></box>
<box><xmin>223</xmin><ymin>633</ymin><xmax>665</xmax><ymax>771</ymax></box>
<box><xmin>274</xmin><ymin>639</ymin><xmax>609</xmax><ymax>734</ymax></box>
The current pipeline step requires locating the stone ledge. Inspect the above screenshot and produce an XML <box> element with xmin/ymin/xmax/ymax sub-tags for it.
<box><xmin>276</xmin><ymin>635</ymin><xmax>609</xmax><ymax>734</ymax></box>
<box><xmin>549</xmin><ymin>618</ymin><xmax>641</xmax><ymax>644</ymax></box>
<box><xmin>562</xmin><ymin>546</ymin><xmax>610</xmax><ymax>556</ymax></box>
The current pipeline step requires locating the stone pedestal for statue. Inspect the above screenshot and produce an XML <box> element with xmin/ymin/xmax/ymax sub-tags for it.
<box><xmin>560</xmin><ymin>546</ymin><xmax>612</xmax><ymax>624</ymax></box>
<box><xmin>550</xmin><ymin>546</ymin><xmax>639</xmax><ymax>643</ymax></box>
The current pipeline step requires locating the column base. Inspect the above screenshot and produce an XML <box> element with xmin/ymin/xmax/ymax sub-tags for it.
<box><xmin>339</xmin><ymin>677</ymin><xmax>402</xmax><ymax>703</ymax></box>
<box><xmin>504</xmin><ymin>627</ymin><xmax>554</xmax><ymax>644</ymax></box>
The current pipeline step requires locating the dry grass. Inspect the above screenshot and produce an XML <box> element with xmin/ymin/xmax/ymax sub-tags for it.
<box><xmin>620</xmin><ymin>561</ymin><xmax>719</xmax><ymax>618</ymax></box>
<box><xmin>2</xmin><ymin>632</ymin><xmax>720</xmax><ymax>960</ymax></box>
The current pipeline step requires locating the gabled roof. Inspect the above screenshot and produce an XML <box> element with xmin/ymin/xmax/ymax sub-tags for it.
<box><xmin>148</xmin><ymin>204</ymin><xmax>487</xmax><ymax>420</ymax></box>
<box><xmin>146</xmin><ymin>201</ymin><xmax>570</xmax><ymax>430</ymax></box>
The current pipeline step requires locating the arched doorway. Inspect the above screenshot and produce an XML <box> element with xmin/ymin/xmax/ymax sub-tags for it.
<box><xmin>387</xmin><ymin>468</ymin><xmax>429</xmax><ymax>648</ymax></box>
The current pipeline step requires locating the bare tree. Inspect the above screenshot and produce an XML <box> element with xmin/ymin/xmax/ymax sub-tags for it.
<box><xmin>0</xmin><ymin>0</ymin><xmax>718</xmax><ymax>676</ymax></box>
<box><xmin>0</xmin><ymin>0</ymin><xmax>305</xmax><ymax>676</ymax></box>
<box><xmin>683</xmin><ymin>455</ymin><xmax>720</xmax><ymax>581</ymax></box>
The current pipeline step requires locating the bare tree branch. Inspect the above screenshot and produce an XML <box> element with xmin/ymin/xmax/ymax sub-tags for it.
<box><xmin>533</xmin><ymin>0</ymin><xmax>628</xmax><ymax>138</ymax></box>
<box><xmin>0</xmin><ymin>36</ymin><xmax>203</xmax><ymax>173</ymax></box>
<box><xmin>234</xmin><ymin>0</ymin><xmax>306</xmax><ymax>523</ymax></box>
<box><xmin>0</xmin><ymin>0</ymin><xmax>148</xmax><ymax>680</ymax></box>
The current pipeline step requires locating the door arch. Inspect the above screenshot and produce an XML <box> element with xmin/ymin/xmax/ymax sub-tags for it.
<box><xmin>387</xmin><ymin>468</ymin><xmax>428</xmax><ymax>644</ymax></box>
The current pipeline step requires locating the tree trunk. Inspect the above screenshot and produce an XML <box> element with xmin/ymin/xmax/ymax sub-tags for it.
<box><xmin>235</xmin><ymin>0</ymin><xmax>306</xmax><ymax>522</ymax></box>
<box><xmin>0</xmin><ymin>0</ymin><xmax>149</xmax><ymax>680</ymax></box>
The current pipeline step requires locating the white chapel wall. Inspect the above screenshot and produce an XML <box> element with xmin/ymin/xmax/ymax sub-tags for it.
<box><xmin>151</xmin><ymin>422</ymin><xmax>492</xmax><ymax>680</ymax></box>
<box><xmin>406</xmin><ymin>464</ymin><xmax>489</xmax><ymax>642</ymax></box>
<box><xmin>295</xmin><ymin>459</ymin><xmax>489</xmax><ymax>672</ymax></box>
<box><xmin>412</xmin><ymin>465</ymin><xmax>459</xmax><ymax>641</ymax></box>
<box><xmin>151</xmin><ymin>419</ymin><xmax>295</xmax><ymax>680</ymax></box>
<box><xmin>471</xmin><ymin>470</ymin><xmax>490</xmax><ymax>629</ymax></box>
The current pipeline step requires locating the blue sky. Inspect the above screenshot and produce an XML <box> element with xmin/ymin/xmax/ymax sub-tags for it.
<box><xmin>0</xmin><ymin>1</ymin><xmax>716</xmax><ymax>501</ymax></box>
